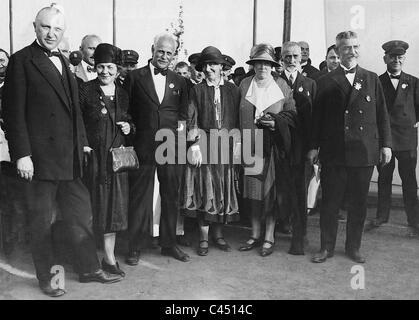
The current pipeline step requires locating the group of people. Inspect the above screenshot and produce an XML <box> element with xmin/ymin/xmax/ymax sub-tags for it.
<box><xmin>0</xmin><ymin>4</ymin><xmax>419</xmax><ymax>298</ymax></box>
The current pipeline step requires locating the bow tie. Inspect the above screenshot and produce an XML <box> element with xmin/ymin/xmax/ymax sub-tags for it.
<box><xmin>37</xmin><ymin>44</ymin><xmax>61</xmax><ymax>58</ymax></box>
<box><xmin>344</xmin><ymin>68</ymin><xmax>356</xmax><ymax>75</ymax></box>
<box><xmin>154</xmin><ymin>68</ymin><xmax>168</xmax><ymax>76</ymax></box>
<box><xmin>390</xmin><ymin>74</ymin><xmax>401</xmax><ymax>80</ymax></box>
<box><xmin>87</xmin><ymin>66</ymin><xmax>95</xmax><ymax>73</ymax></box>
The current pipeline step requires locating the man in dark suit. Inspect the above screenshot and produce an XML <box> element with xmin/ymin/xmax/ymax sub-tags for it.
<box><xmin>366</xmin><ymin>40</ymin><xmax>419</xmax><ymax>236</ymax></box>
<box><xmin>308</xmin><ymin>31</ymin><xmax>392</xmax><ymax>263</ymax></box>
<box><xmin>2</xmin><ymin>5</ymin><xmax>121</xmax><ymax>297</ymax></box>
<box><xmin>280</xmin><ymin>41</ymin><xmax>317</xmax><ymax>255</ymax></box>
<box><xmin>125</xmin><ymin>33</ymin><xmax>190</xmax><ymax>264</ymax></box>
<box><xmin>297</xmin><ymin>41</ymin><xmax>320</xmax><ymax>80</ymax></box>
<box><xmin>317</xmin><ymin>44</ymin><xmax>340</xmax><ymax>78</ymax></box>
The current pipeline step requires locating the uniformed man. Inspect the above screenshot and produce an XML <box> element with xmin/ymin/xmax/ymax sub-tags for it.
<box><xmin>73</xmin><ymin>34</ymin><xmax>102</xmax><ymax>83</ymax></box>
<box><xmin>188</xmin><ymin>53</ymin><xmax>205</xmax><ymax>84</ymax></box>
<box><xmin>280</xmin><ymin>41</ymin><xmax>317</xmax><ymax>255</ymax></box>
<box><xmin>297</xmin><ymin>41</ymin><xmax>320</xmax><ymax>79</ymax></box>
<box><xmin>308</xmin><ymin>31</ymin><xmax>392</xmax><ymax>263</ymax></box>
<box><xmin>222</xmin><ymin>55</ymin><xmax>235</xmax><ymax>82</ymax></box>
<box><xmin>118</xmin><ymin>49</ymin><xmax>139</xmax><ymax>85</ymax></box>
<box><xmin>366</xmin><ymin>40</ymin><xmax>419</xmax><ymax>237</ymax></box>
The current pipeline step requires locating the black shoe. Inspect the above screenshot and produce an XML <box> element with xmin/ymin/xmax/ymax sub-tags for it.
<box><xmin>102</xmin><ymin>259</ymin><xmax>126</xmax><ymax>277</ymax></box>
<box><xmin>238</xmin><ymin>237</ymin><xmax>262</xmax><ymax>251</ymax></box>
<box><xmin>79</xmin><ymin>269</ymin><xmax>122</xmax><ymax>284</ymax></box>
<box><xmin>161</xmin><ymin>246</ymin><xmax>190</xmax><ymax>262</ymax></box>
<box><xmin>39</xmin><ymin>280</ymin><xmax>66</xmax><ymax>297</ymax></box>
<box><xmin>311</xmin><ymin>249</ymin><xmax>334</xmax><ymax>263</ymax></box>
<box><xmin>260</xmin><ymin>240</ymin><xmax>274</xmax><ymax>257</ymax></box>
<box><xmin>345</xmin><ymin>250</ymin><xmax>366</xmax><ymax>263</ymax></box>
<box><xmin>177</xmin><ymin>235</ymin><xmax>191</xmax><ymax>247</ymax></box>
<box><xmin>365</xmin><ymin>218</ymin><xmax>386</xmax><ymax>231</ymax></box>
<box><xmin>197</xmin><ymin>240</ymin><xmax>209</xmax><ymax>256</ymax></box>
<box><xmin>288</xmin><ymin>240</ymin><xmax>305</xmax><ymax>256</ymax></box>
<box><xmin>213</xmin><ymin>237</ymin><xmax>231</xmax><ymax>252</ymax></box>
<box><xmin>125</xmin><ymin>250</ymin><xmax>140</xmax><ymax>266</ymax></box>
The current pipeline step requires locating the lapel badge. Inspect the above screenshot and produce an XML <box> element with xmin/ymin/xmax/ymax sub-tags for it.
<box><xmin>366</xmin><ymin>95</ymin><xmax>371</xmax><ymax>102</ymax></box>
<box><xmin>402</xmin><ymin>83</ymin><xmax>408</xmax><ymax>89</ymax></box>
<box><xmin>298</xmin><ymin>86</ymin><xmax>303</xmax><ymax>93</ymax></box>
<box><xmin>302</xmin><ymin>72</ymin><xmax>307</xmax><ymax>77</ymax></box>
<box><xmin>354</xmin><ymin>82</ymin><xmax>362</xmax><ymax>90</ymax></box>
<box><xmin>100</xmin><ymin>101</ymin><xmax>106</xmax><ymax>106</ymax></box>
<box><xmin>169</xmin><ymin>83</ymin><xmax>175</xmax><ymax>89</ymax></box>
<box><xmin>307</xmin><ymin>91</ymin><xmax>310</xmax><ymax>97</ymax></box>
<box><xmin>101</xmin><ymin>108</ymin><xmax>108</xmax><ymax>115</ymax></box>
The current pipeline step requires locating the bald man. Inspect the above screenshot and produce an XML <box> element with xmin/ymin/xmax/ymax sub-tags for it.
<box><xmin>2</xmin><ymin>5</ymin><xmax>121</xmax><ymax>297</ymax></box>
<box><xmin>74</xmin><ymin>34</ymin><xmax>102</xmax><ymax>83</ymax></box>
<box><xmin>298</xmin><ymin>41</ymin><xmax>320</xmax><ymax>80</ymax></box>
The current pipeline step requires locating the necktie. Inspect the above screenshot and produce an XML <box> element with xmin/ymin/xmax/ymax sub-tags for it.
<box><xmin>288</xmin><ymin>73</ymin><xmax>294</xmax><ymax>87</ymax></box>
<box><xmin>154</xmin><ymin>68</ymin><xmax>168</xmax><ymax>76</ymax></box>
<box><xmin>344</xmin><ymin>68</ymin><xmax>356</xmax><ymax>75</ymax></box>
<box><xmin>390</xmin><ymin>74</ymin><xmax>401</xmax><ymax>79</ymax></box>
<box><xmin>87</xmin><ymin>65</ymin><xmax>95</xmax><ymax>73</ymax></box>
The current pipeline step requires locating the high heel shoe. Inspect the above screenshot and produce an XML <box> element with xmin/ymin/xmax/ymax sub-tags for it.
<box><xmin>102</xmin><ymin>258</ymin><xmax>126</xmax><ymax>277</ymax></box>
<box><xmin>260</xmin><ymin>240</ymin><xmax>274</xmax><ymax>257</ymax></box>
<box><xmin>213</xmin><ymin>237</ymin><xmax>231</xmax><ymax>252</ymax></box>
<box><xmin>238</xmin><ymin>237</ymin><xmax>262</xmax><ymax>251</ymax></box>
<box><xmin>197</xmin><ymin>240</ymin><xmax>209</xmax><ymax>256</ymax></box>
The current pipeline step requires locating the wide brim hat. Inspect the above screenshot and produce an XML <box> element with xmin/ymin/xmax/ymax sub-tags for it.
<box><xmin>246</xmin><ymin>52</ymin><xmax>280</xmax><ymax>67</ymax></box>
<box><xmin>93</xmin><ymin>43</ymin><xmax>122</xmax><ymax>66</ymax></box>
<box><xmin>195</xmin><ymin>46</ymin><xmax>226</xmax><ymax>72</ymax></box>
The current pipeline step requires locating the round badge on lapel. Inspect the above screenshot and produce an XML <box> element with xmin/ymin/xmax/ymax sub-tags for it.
<box><xmin>365</xmin><ymin>95</ymin><xmax>371</xmax><ymax>102</ymax></box>
<box><xmin>101</xmin><ymin>108</ymin><xmax>108</xmax><ymax>114</ymax></box>
<box><xmin>169</xmin><ymin>83</ymin><xmax>175</xmax><ymax>89</ymax></box>
<box><xmin>298</xmin><ymin>87</ymin><xmax>303</xmax><ymax>93</ymax></box>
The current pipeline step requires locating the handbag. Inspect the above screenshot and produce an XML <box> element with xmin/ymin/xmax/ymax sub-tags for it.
<box><xmin>110</xmin><ymin>145</ymin><xmax>139</xmax><ymax>173</ymax></box>
<box><xmin>109</xmin><ymin>121</ymin><xmax>139</xmax><ymax>173</ymax></box>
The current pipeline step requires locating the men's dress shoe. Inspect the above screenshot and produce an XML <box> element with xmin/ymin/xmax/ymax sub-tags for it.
<box><xmin>197</xmin><ymin>240</ymin><xmax>209</xmax><ymax>256</ymax></box>
<box><xmin>238</xmin><ymin>237</ymin><xmax>262</xmax><ymax>251</ymax></box>
<box><xmin>79</xmin><ymin>269</ymin><xmax>122</xmax><ymax>284</ymax></box>
<box><xmin>260</xmin><ymin>240</ymin><xmax>274</xmax><ymax>257</ymax></box>
<box><xmin>177</xmin><ymin>235</ymin><xmax>191</xmax><ymax>247</ymax></box>
<box><xmin>39</xmin><ymin>280</ymin><xmax>66</xmax><ymax>297</ymax></box>
<box><xmin>213</xmin><ymin>237</ymin><xmax>231</xmax><ymax>252</ymax></box>
<box><xmin>161</xmin><ymin>246</ymin><xmax>190</xmax><ymax>262</ymax></box>
<box><xmin>365</xmin><ymin>218</ymin><xmax>386</xmax><ymax>231</ymax></box>
<box><xmin>311</xmin><ymin>249</ymin><xmax>333</xmax><ymax>263</ymax></box>
<box><xmin>345</xmin><ymin>250</ymin><xmax>366</xmax><ymax>263</ymax></box>
<box><xmin>406</xmin><ymin>225</ymin><xmax>419</xmax><ymax>238</ymax></box>
<box><xmin>102</xmin><ymin>259</ymin><xmax>126</xmax><ymax>277</ymax></box>
<box><xmin>125</xmin><ymin>250</ymin><xmax>140</xmax><ymax>266</ymax></box>
<box><xmin>288</xmin><ymin>241</ymin><xmax>305</xmax><ymax>255</ymax></box>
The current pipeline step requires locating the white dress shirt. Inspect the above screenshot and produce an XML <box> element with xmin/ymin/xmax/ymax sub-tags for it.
<box><xmin>149</xmin><ymin>63</ymin><xmax>166</xmax><ymax>104</ymax></box>
<box><xmin>36</xmin><ymin>40</ymin><xmax>62</xmax><ymax>75</ymax></box>
<box><xmin>284</xmin><ymin>69</ymin><xmax>298</xmax><ymax>85</ymax></box>
<box><xmin>81</xmin><ymin>60</ymin><xmax>97</xmax><ymax>81</ymax></box>
<box><xmin>341</xmin><ymin>64</ymin><xmax>357</xmax><ymax>86</ymax></box>
<box><xmin>388</xmin><ymin>71</ymin><xmax>401</xmax><ymax>90</ymax></box>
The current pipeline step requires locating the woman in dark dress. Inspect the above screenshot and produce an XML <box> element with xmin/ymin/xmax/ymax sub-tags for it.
<box><xmin>79</xmin><ymin>43</ymin><xmax>134</xmax><ymax>276</ymax></box>
<box><xmin>181</xmin><ymin>46</ymin><xmax>241</xmax><ymax>256</ymax></box>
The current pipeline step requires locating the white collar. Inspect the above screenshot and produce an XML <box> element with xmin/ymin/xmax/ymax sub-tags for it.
<box><xmin>387</xmin><ymin>71</ymin><xmax>402</xmax><ymax>77</ymax></box>
<box><xmin>284</xmin><ymin>69</ymin><xmax>298</xmax><ymax>79</ymax></box>
<box><xmin>81</xmin><ymin>60</ymin><xmax>94</xmax><ymax>70</ymax></box>
<box><xmin>206</xmin><ymin>77</ymin><xmax>224</xmax><ymax>87</ymax></box>
<box><xmin>300</xmin><ymin>61</ymin><xmax>308</xmax><ymax>67</ymax></box>
<box><xmin>341</xmin><ymin>64</ymin><xmax>357</xmax><ymax>71</ymax></box>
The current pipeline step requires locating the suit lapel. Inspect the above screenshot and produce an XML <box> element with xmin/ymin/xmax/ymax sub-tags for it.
<box><xmin>161</xmin><ymin>71</ymin><xmax>175</xmax><ymax>106</ymax></box>
<box><xmin>347</xmin><ymin>66</ymin><xmax>365</xmax><ymax>109</ymax></box>
<box><xmin>293</xmin><ymin>72</ymin><xmax>304</xmax><ymax>91</ymax></box>
<box><xmin>138</xmin><ymin>66</ymin><xmax>160</xmax><ymax>105</ymax></box>
<box><xmin>380</xmin><ymin>72</ymin><xmax>397</xmax><ymax>108</ymax></box>
<box><xmin>394</xmin><ymin>71</ymin><xmax>408</xmax><ymax>104</ymax></box>
<box><xmin>329</xmin><ymin>67</ymin><xmax>352</xmax><ymax>97</ymax></box>
<box><xmin>30</xmin><ymin>44</ymin><xmax>71</xmax><ymax>111</ymax></box>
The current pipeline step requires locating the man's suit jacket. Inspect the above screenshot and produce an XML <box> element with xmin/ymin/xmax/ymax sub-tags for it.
<box><xmin>310</xmin><ymin>65</ymin><xmax>392</xmax><ymax>167</ymax></box>
<box><xmin>124</xmin><ymin>64</ymin><xmax>188</xmax><ymax>164</ymax></box>
<box><xmin>2</xmin><ymin>41</ymin><xmax>88</xmax><ymax>180</ymax></box>
<box><xmin>281</xmin><ymin>71</ymin><xmax>316</xmax><ymax>153</ymax></box>
<box><xmin>379</xmin><ymin>71</ymin><xmax>419</xmax><ymax>151</ymax></box>
<box><xmin>301</xmin><ymin>59</ymin><xmax>320</xmax><ymax>80</ymax></box>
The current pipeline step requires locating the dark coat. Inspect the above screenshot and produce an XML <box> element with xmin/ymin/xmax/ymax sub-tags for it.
<box><xmin>124</xmin><ymin>64</ymin><xmax>189</xmax><ymax>164</ymax></box>
<box><xmin>379</xmin><ymin>71</ymin><xmax>419</xmax><ymax>151</ymax></box>
<box><xmin>281</xmin><ymin>71</ymin><xmax>316</xmax><ymax>154</ymax></box>
<box><xmin>301</xmin><ymin>59</ymin><xmax>320</xmax><ymax>80</ymax></box>
<box><xmin>311</xmin><ymin>65</ymin><xmax>392</xmax><ymax>167</ymax></box>
<box><xmin>2</xmin><ymin>41</ymin><xmax>88</xmax><ymax>180</ymax></box>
